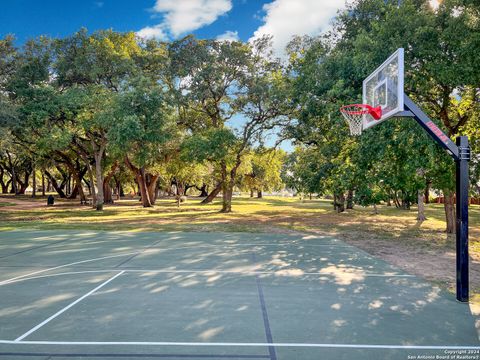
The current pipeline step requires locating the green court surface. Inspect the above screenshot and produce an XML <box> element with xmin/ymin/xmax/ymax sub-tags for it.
<box><xmin>0</xmin><ymin>230</ymin><xmax>478</xmax><ymax>360</ymax></box>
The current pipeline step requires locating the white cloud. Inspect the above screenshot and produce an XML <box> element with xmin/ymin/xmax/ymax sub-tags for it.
<box><xmin>137</xmin><ymin>0</ymin><xmax>232</xmax><ymax>39</ymax></box>
<box><xmin>136</xmin><ymin>25</ymin><xmax>168</xmax><ymax>40</ymax></box>
<box><xmin>250</xmin><ymin>0</ymin><xmax>346</xmax><ymax>57</ymax></box>
<box><xmin>216</xmin><ymin>30</ymin><xmax>239</xmax><ymax>42</ymax></box>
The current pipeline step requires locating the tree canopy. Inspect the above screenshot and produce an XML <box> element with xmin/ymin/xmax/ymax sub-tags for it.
<box><xmin>1</xmin><ymin>0</ymin><xmax>479</xmax><ymax>230</ymax></box>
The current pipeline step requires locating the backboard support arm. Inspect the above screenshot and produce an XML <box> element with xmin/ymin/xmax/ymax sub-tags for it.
<box><xmin>403</xmin><ymin>94</ymin><xmax>469</xmax><ymax>302</ymax></box>
<box><xmin>404</xmin><ymin>95</ymin><xmax>459</xmax><ymax>160</ymax></box>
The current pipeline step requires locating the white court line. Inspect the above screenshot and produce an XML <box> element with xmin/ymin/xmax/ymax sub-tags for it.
<box><xmin>14</xmin><ymin>271</ymin><xmax>125</xmax><ymax>342</ymax></box>
<box><xmin>0</xmin><ymin>340</ymin><xmax>478</xmax><ymax>350</ymax></box>
<box><xmin>187</xmin><ymin>243</ymin><xmax>346</xmax><ymax>247</ymax></box>
<box><xmin>0</xmin><ymin>268</ymin><xmax>414</xmax><ymax>286</ymax></box>
<box><xmin>0</xmin><ymin>252</ymin><xmax>140</xmax><ymax>286</ymax></box>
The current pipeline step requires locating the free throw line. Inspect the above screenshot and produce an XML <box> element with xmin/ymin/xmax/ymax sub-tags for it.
<box><xmin>14</xmin><ymin>271</ymin><xmax>125</xmax><ymax>342</ymax></box>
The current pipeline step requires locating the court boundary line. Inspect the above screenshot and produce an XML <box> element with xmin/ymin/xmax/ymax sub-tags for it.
<box><xmin>0</xmin><ymin>352</ymin><xmax>269</xmax><ymax>358</ymax></box>
<box><xmin>1</xmin><ymin>340</ymin><xmax>478</xmax><ymax>350</ymax></box>
<box><xmin>0</xmin><ymin>252</ymin><xmax>140</xmax><ymax>286</ymax></box>
<box><xmin>14</xmin><ymin>271</ymin><xmax>125</xmax><ymax>342</ymax></box>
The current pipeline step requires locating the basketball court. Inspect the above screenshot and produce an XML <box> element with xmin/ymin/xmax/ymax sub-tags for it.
<box><xmin>0</xmin><ymin>230</ymin><xmax>478</xmax><ymax>360</ymax></box>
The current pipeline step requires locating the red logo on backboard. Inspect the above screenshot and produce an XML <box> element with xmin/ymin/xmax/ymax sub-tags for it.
<box><xmin>425</xmin><ymin>121</ymin><xmax>450</xmax><ymax>144</ymax></box>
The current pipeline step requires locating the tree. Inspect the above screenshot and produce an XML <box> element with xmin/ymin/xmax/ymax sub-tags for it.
<box><xmin>286</xmin><ymin>0</ymin><xmax>480</xmax><ymax>230</ymax></box>
<box><xmin>110</xmin><ymin>77</ymin><xmax>177</xmax><ymax>207</ymax></box>
<box><xmin>54</xmin><ymin>29</ymin><xmax>141</xmax><ymax>210</ymax></box>
<box><xmin>170</xmin><ymin>35</ymin><xmax>290</xmax><ymax>212</ymax></box>
<box><xmin>243</xmin><ymin>149</ymin><xmax>286</xmax><ymax>198</ymax></box>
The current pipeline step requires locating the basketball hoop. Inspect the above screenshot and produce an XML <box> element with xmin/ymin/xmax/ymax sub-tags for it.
<box><xmin>340</xmin><ymin>104</ymin><xmax>382</xmax><ymax>136</ymax></box>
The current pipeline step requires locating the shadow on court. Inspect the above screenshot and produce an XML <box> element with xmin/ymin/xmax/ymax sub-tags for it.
<box><xmin>0</xmin><ymin>230</ymin><xmax>478</xmax><ymax>360</ymax></box>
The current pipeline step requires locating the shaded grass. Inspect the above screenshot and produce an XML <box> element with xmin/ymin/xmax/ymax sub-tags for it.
<box><xmin>0</xmin><ymin>202</ymin><xmax>16</xmax><ymax>207</ymax></box>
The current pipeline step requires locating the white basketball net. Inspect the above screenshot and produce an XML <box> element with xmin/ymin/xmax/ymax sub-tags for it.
<box><xmin>340</xmin><ymin>105</ymin><xmax>369</xmax><ymax>136</ymax></box>
<box><xmin>341</xmin><ymin>112</ymin><xmax>363</xmax><ymax>135</ymax></box>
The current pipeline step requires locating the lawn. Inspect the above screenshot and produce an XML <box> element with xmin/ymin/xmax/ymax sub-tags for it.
<box><xmin>1</xmin><ymin>194</ymin><xmax>479</xmax><ymax>302</ymax></box>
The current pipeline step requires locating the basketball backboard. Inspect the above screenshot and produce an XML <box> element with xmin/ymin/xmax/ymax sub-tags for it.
<box><xmin>363</xmin><ymin>48</ymin><xmax>404</xmax><ymax>129</ymax></box>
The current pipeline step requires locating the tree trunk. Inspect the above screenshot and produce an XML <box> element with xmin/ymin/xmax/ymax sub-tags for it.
<box><xmin>44</xmin><ymin>171</ymin><xmax>67</xmax><ymax>198</ymax></box>
<box><xmin>68</xmin><ymin>183</ymin><xmax>79</xmax><ymax>199</ymax></box>
<box><xmin>137</xmin><ymin>169</ymin><xmax>152</xmax><ymax>207</ymax></box>
<box><xmin>334</xmin><ymin>193</ymin><xmax>345</xmax><ymax>213</ymax></box>
<box><xmin>61</xmin><ymin>161</ymin><xmax>87</xmax><ymax>203</ymax></box>
<box><xmin>146</xmin><ymin>174</ymin><xmax>159</xmax><ymax>205</ymax></box>
<box><xmin>17</xmin><ymin>170</ymin><xmax>31</xmax><ymax>194</ymax></box>
<box><xmin>66</xmin><ymin>173</ymin><xmax>71</xmax><ymax>196</ymax></box>
<box><xmin>250</xmin><ymin>188</ymin><xmax>254</xmax><ymax>198</ymax></box>
<box><xmin>41</xmin><ymin>172</ymin><xmax>45</xmax><ymax>196</ymax></box>
<box><xmin>11</xmin><ymin>167</ymin><xmax>17</xmax><ymax>195</ymax></box>
<box><xmin>94</xmin><ymin>153</ymin><xmax>104</xmax><ymax>211</ymax></box>
<box><xmin>196</xmin><ymin>184</ymin><xmax>208</xmax><ymax>197</ymax></box>
<box><xmin>424</xmin><ymin>180</ymin><xmax>431</xmax><ymax>204</ymax></box>
<box><xmin>176</xmin><ymin>181</ymin><xmax>185</xmax><ymax>196</ymax></box>
<box><xmin>221</xmin><ymin>160</ymin><xmax>240</xmax><ymax>213</ymax></box>
<box><xmin>74</xmin><ymin>177</ymin><xmax>87</xmax><ymax>204</ymax></box>
<box><xmin>86</xmin><ymin>163</ymin><xmax>96</xmax><ymax>206</ymax></box>
<box><xmin>32</xmin><ymin>161</ymin><xmax>36</xmax><ymax>198</ymax></box>
<box><xmin>103</xmin><ymin>162</ymin><xmax>119</xmax><ymax>205</ymax></box>
<box><xmin>124</xmin><ymin>157</ymin><xmax>158</xmax><ymax>207</ymax></box>
<box><xmin>393</xmin><ymin>192</ymin><xmax>401</xmax><ymax>208</ymax></box>
<box><xmin>114</xmin><ymin>178</ymin><xmax>122</xmax><ymax>200</ymax></box>
<box><xmin>444</xmin><ymin>190</ymin><xmax>456</xmax><ymax>234</ymax></box>
<box><xmin>0</xmin><ymin>167</ymin><xmax>9</xmax><ymax>193</ymax></box>
<box><xmin>417</xmin><ymin>190</ymin><xmax>426</xmax><ymax>221</ymax></box>
<box><xmin>220</xmin><ymin>162</ymin><xmax>230</xmax><ymax>212</ymax></box>
<box><xmin>221</xmin><ymin>182</ymin><xmax>233</xmax><ymax>213</ymax></box>
<box><xmin>346</xmin><ymin>189</ymin><xmax>354</xmax><ymax>209</ymax></box>
<box><xmin>104</xmin><ymin>182</ymin><xmax>113</xmax><ymax>204</ymax></box>
<box><xmin>257</xmin><ymin>190</ymin><xmax>263</xmax><ymax>198</ymax></box>
<box><xmin>201</xmin><ymin>182</ymin><xmax>222</xmax><ymax>204</ymax></box>
<box><xmin>373</xmin><ymin>203</ymin><xmax>378</xmax><ymax>214</ymax></box>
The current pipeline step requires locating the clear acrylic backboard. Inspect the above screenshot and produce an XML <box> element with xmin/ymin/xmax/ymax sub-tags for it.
<box><xmin>363</xmin><ymin>48</ymin><xmax>404</xmax><ymax>129</ymax></box>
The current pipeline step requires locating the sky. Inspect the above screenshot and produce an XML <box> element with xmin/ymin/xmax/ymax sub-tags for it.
<box><xmin>0</xmin><ymin>0</ymin><xmax>349</xmax><ymax>150</ymax></box>
<box><xmin>0</xmin><ymin>0</ymin><xmax>347</xmax><ymax>57</ymax></box>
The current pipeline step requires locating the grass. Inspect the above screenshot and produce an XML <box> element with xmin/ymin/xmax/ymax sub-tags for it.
<box><xmin>0</xmin><ymin>202</ymin><xmax>16</xmax><ymax>207</ymax></box>
<box><xmin>1</xmin><ymin>194</ymin><xmax>479</xmax><ymax>302</ymax></box>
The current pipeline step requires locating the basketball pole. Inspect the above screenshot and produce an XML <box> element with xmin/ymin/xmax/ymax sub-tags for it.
<box><xmin>456</xmin><ymin>136</ymin><xmax>470</xmax><ymax>302</ymax></box>
<box><xmin>403</xmin><ymin>95</ymin><xmax>470</xmax><ymax>303</ymax></box>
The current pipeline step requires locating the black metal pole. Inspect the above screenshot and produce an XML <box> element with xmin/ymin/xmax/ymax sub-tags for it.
<box><xmin>404</xmin><ymin>95</ymin><xmax>469</xmax><ymax>302</ymax></box>
<box><xmin>456</xmin><ymin>136</ymin><xmax>470</xmax><ymax>302</ymax></box>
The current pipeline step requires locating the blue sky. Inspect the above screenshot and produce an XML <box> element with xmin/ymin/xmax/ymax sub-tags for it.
<box><xmin>0</xmin><ymin>0</ymin><xmax>267</xmax><ymax>44</ymax></box>
<box><xmin>0</xmin><ymin>0</ymin><xmax>346</xmax><ymax>55</ymax></box>
<box><xmin>0</xmin><ymin>0</ymin><xmax>347</xmax><ymax>151</ymax></box>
